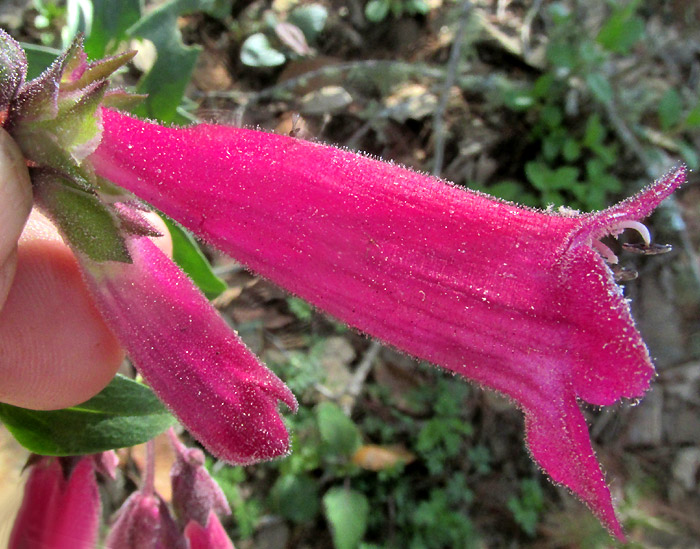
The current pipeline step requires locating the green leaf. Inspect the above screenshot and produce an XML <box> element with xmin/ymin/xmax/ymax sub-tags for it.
<box><xmin>502</xmin><ymin>88</ymin><xmax>535</xmax><ymax>111</ymax></box>
<box><xmin>658</xmin><ymin>88</ymin><xmax>683</xmax><ymax>131</ymax></box>
<box><xmin>547</xmin><ymin>2</ymin><xmax>571</xmax><ymax>22</ymax></box>
<box><xmin>20</xmin><ymin>42</ymin><xmax>60</xmax><ymax>79</ymax></box>
<box><xmin>507</xmin><ymin>479</ymin><xmax>544</xmax><ymax>537</ymax></box>
<box><xmin>685</xmin><ymin>101</ymin><xmax>700</xmax><ymax>128</ymax></box>
<box><xmin>577</xmin><ymin>40</ymin><xmax>604</xmax><ymax>66</ymax></box>
<box><xmin>289</xmin><ymin>4</ymin><xmax>328</xmax><ymax>43</ymax></box>
<box><xmin>532</xmin><ymin>74</ymin><xmax>554</xmax><ymax>99</ymax></box>
<box><xmin>404</xmin><ymin>0</ymin><xmax>430</xmax><ymax>15</ymax></box>
<box><xmin>162</xmin><ymin>215</ymin><xmax>227</xmax><ymax>299</ymax></box>
<box><xmin>677</xmin><ymin>139</ymin><xmax>699</xmax><ymax>170</ymax></box>
<box><xmin>316</xmin><ymin>402</ymin><xmax>361</xmax><ymax>457</ymax></box>
<box><xmin>546</xmin><ymin>42</ymin><xmax>576</xmax><ymax>71</ymax></box>
<box><xmin>585</xmin><ymin>73</ymin><xmax>613</xmax><ymax>104</ymax></box>
<box><xmin>323</xmin><ymin>487</ymin><xmax>369</xmax><ymax>549</ymax></box>
<box><xmin>287</xmin><ymin>296</ymin><xmax>313</xmax><ymax>321</ymax></box>
<box><xmin>128</xmin><ymin>0</ymin><xmax>205</xmax><ymax>122</ymax></box>
<box><xmin>551</xmin><ymin>166</ymin><xmax>580</xmax><ymax>190</ymax></box>
<box><xmin>270</xmin><ymin>474</ymin><xmax>321</xmax><ymax>523</ymax></box>
<box><xmin>583</xmin><ymin>113</ymin><xmax>606</xmax><ymax>148</ymax></box>
<box><xmin>596</xmin><ymin>0</ymin><xmax>645</xmax><ymax>54</ymax></box>
<box><xmin>0</xmin><ymin>375</ymin><xmax>175</xmax><ymax>455</ymax></box>
<box><xmin>240</xmin><ymin>33</ymin><xmax>286</xmax><ymax>67</ymax></box>
<box><xmin>365</xmin><ymin>0</ymin><xmax>390</xmax><ymax>23</ymax></box>
<box><xmin>540</xmin><ymin>104</ymin><xmax>562</xmax><ymax>128</ymax></box>
<box><xmin>542</xmin><ymin>134</ymin><xmax>563</xmax><ymax>162</ymax></box>
<box><xmin>524</xmin><ymin>161</ymin><xmax>550</xmax><ymax>191</ymax></box>
<box><xmin>84</xmin><ymin>0</ymin><xmax>142</xmax><ymax>58</ymax></box>
<box><xmin>562</xmin><ymin>138</ymin><xmax>581</xmax><ymax>161</ymax></box>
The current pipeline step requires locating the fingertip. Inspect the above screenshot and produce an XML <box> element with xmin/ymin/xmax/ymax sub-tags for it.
<box><xmin>0</xmin><ymin>211</ymin><xmax>125</xmax><ymax>410</ymax></box>
<box><xmin>145</xmin><ymin>212</ymin><xmax>173</xmax><ymax>258</ymax></box>
<box><xmin>0</xmin><ymin>128</ymin><xmax>32</xmax><ymax>267</ymax></box>
<box><xmin>0</xmin><ymin>250</ymin><xmax>18</xmax><ymax>308</ymax></box>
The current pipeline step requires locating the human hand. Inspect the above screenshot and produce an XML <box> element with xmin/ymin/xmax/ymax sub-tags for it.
<box><xmin>0</xmin><ymin>128</ymin><xmax>171</xmax><ymax>410</ymax></box>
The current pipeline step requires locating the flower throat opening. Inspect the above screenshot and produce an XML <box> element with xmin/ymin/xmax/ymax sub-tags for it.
<box><xmin>593</xmin><ymin>220</ymin><xmax>672</xmax><ymax>282</ymax></box>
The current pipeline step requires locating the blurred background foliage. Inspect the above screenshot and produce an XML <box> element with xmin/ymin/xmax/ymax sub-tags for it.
<box><xmin>2</xmin><ymin>0</ymin><xmax>700</xmax><ymax>547</ymax></box>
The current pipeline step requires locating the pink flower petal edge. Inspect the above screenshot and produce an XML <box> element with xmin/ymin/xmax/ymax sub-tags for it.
<box><xmin>184</xmin><ymin>512</ymin><xmax>236</xmax><ymax>549</ymax></box>
<box><xmin>9</xmin><ymin>457</ymin><xmax>100</xmax><ymax>549</ymax></box>
<box><xmin>78</xmin><ymin>232</ymin><xmax>297</xmax><ymax>465</ymax></box>
<box><xmin>92</xmin><ymin>108</ymin><xmax>687</xmax><ymax>539</ymax></box>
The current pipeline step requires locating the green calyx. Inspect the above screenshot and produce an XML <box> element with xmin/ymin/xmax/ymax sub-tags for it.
<box><xmin>0</xmin><ymin>30</ymin><xmax>142</xmax><ymax>264</ymax></box>
<box><xmin>33</xmin><ymin>170</ymin><xmax>131</xmax><ymax>263</ymax></box>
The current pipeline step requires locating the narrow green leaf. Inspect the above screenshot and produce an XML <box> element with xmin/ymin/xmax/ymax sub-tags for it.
<box><xmin>83</xmin><ymin>0</ymin><xmax>142</xmax><ymax>58</ymax></box>
<box><xmin>585</xmin><ymin>73</ymin><xmax>613</xmax><ymax>105</ymax></box>
<box><xmin>128</xmin><ymin>0</ymin><xmax>204</xmax><ymax>122</ymax></box>
<box><xmin>658</xmin><ymin>88</ymin><xmax>683</xmax><ymax>131</ymax></box>
<box><xmin>20</xmin><ymin>42</ymin><xmax>60</xmax><ymax>80</ymax></box>
<box><xmin>162</xmin><ymin>215</ymin><xmax>227</xmax><ymax>299</ymax></box>
<box><xmin>583</xmin><ymin>113</ymin><xmax>605</xmax><ymax>148</ymax></box>
<box><xmin>323</xmin><ymin>487</ymin><xmax>369</xmax><ymax>549</ymax></box>
<box><xmin>316</xmin><ymin>402</ymin><xmax>362</xmax><ymax>457</ymax></box>
<box><xmin>0</xmin><ymin>375</ymin><xmax>175</xmax><ymax>455</ymax></box>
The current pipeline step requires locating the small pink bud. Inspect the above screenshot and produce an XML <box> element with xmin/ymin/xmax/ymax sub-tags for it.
<box><xmin>105</xmin><ymin>491</ymin><xmax>186</xmax><ymax>549</ymax></box>
<box><xmin>169</xmin><ymin>429</ymin><xmax>231</xmax><ymax>527</ymax></box>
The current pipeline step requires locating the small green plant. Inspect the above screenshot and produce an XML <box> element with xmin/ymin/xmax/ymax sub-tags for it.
<box><xmin>208</xmin><ymin>463</ymin><xmax>263</xmax><ymax>539</ymax></box>
<box><xmin>507</xmin><ymin>478</ymin><xmax>545</xmax><ymax>537</ymax></box>
<box><xmin>495</xmin><ymin>1</ymin><xmax>659</xmax><ymax>210</ymax></box>
<box><xmin>240</xmin><ymin>4</ymin><xmax>328</xmax><ymax>68</ymax></box>
<box><xmin>32</xmin><ymin>0</ymin><xmax>67</xmax><ymax>45</ymax></box>
<box><xmin>364</xmin><ymin>0</ymin><xmax>430</xmax><ymax>23</ymax></box>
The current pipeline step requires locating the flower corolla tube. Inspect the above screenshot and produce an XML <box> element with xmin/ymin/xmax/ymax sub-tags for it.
<box><xmin>0</xmin><ymin>31</ymin><xmax>688</xmax><ymax>539</ymax></box>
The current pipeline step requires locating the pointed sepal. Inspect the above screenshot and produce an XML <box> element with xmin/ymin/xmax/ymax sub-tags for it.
<box><xmin>33</xmin><ymin>168</ymin><xmax>131</xmax><ymax>263</ymax></box>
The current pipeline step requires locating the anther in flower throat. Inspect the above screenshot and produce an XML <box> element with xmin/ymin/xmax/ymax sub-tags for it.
<box><xmin>593</xmin><ymin>219</ymin><xmax>672</xmax><ymax>282</ymax></box>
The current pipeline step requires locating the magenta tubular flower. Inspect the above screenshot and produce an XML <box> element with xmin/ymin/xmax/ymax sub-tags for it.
<box><xmin>80</xmin><ymin>233</ymin><xmax>297</xmax><ymax>464</ymax></box>
<box><xmin>92</xmin><ymin>108</ymin><xmax>686</xmax><ymax>538</ymax></box>
<box><xmin>9</xmin><ymin>456</ymin><xmax>100</xmax><ymax>549</ymax></box>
